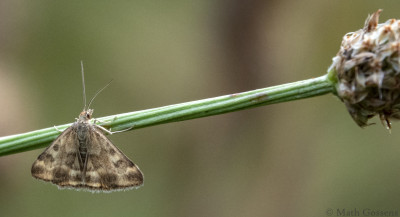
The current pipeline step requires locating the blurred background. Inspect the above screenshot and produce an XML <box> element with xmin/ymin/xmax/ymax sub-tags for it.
<box><xmin>1</xmin><ymin>1</ymin><xmax>400</xmax><ymax>217</ymax></box>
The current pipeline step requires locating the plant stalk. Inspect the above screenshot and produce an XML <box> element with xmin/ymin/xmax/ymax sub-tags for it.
<box><xmin>0</xmin><ymin>74</ymin><xmax>336</xmax><ymax>156</ymax></box>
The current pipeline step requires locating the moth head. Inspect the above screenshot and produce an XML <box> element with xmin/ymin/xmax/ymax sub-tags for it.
<box><xmin>79</xmin><ymin>109</ymin><xmax>93</xmax><ymax>121</ymax></box>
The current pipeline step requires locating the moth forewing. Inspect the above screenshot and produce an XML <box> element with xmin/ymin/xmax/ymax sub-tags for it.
<box><xmin>84</xmin><ymin>126</ymin><xmax>144</xmax><ymax>190</ymax></box>
<box><xmin>31</xmin><ymin>126</ymin><xmax>82</xmax><ymax>185</ymax></box>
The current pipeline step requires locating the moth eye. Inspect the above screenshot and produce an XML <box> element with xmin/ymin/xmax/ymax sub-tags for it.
<box><xmin>86</xmin><ymin>114</ymin><xmax>91</xmax><ymax>119</ymax></box>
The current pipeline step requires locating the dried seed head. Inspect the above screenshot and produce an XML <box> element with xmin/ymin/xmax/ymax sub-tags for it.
<box><xmin>330</xmin><ymin>10</ymin><xmax>400</xmax><ymax>129</ymax></box>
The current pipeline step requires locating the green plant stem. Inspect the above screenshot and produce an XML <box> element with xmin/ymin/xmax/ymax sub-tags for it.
<box><xmin>0</xmin><ymin>74</ymin><xmax>336</xmax><ymax>156</ymax></box>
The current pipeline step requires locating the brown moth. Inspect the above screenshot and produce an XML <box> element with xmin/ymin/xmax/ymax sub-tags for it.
<box><xmin>31</xmin><ymin>63</ymin><xmax>143</xmax><ymax>192</ymax></box>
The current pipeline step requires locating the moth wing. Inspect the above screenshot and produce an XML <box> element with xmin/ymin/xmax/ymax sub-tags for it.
<box><xmin>84</xmin><ymin>127</ymin><xmax>143</xmax><ymax>191</ymax></box>
<box><xmin>31</xmin><ymin>126</ymin><xmax>83</xmax><ymax>187</ymax></box>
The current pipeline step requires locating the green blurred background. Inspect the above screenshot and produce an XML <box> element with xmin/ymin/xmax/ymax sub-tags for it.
<box><xmin>1</xmin><ymin>1</ymin><xmax>400</xmax><ymax>217</ymax></box>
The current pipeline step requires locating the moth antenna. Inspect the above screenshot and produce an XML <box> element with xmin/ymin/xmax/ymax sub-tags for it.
<box><xmin>87</xmin><ymin>79</ymin><xmax>113</xmax><ymax>109</ymax></box>
<box><xmin>81</xmin><ymin>61</ymin><xmax>87</xmax><ymax>111</ymax></box>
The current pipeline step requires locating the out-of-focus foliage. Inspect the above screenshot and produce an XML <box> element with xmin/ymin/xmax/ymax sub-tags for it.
<box><xmin>1</xmin><ymin>1</ymin><xmax>400</xmax><ymax>217</ymax></box>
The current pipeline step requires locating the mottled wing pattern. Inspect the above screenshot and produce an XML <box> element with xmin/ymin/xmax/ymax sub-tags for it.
<box><xmin>83</xmin><ymin>125</ymin><xmax>144</xmax><ymax>191</ymax></box>
<box><xmin>31</xmin><ymin>123</ymin><xmax>143</xmax><ymax>192</ymax></box>
<box><xmin>31</xmin><ymin>126</ymin><xmax>83</xmax><ymax>187</ymax></box>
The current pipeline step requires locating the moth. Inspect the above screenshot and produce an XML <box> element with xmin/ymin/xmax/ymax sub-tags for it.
<box><xmin>31</xmin><ymin>63</ymin><xmax>143</xmax><ymax>192</ymax></box>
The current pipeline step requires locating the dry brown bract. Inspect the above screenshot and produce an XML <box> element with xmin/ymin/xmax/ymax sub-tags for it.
<box><xmin>330</xmin><ymin>9</ymin><xmax>400</xmax><ymax>129</ymax></box>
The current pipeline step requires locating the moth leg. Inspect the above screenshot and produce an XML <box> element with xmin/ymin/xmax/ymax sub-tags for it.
<box><xmin>92</xmin><ymin>118</ymin><xmax>108</xmax><ymax>125</ymax></box>
<box><xmin>95</xmin><ymin>125</ymin><xmax>134</xmax><ymax>135</ymax></box>
<box><xmin>92</xmin><ymin>116</ymin><xmax>119</xmax><ymax>125</ymax></box>
<box><xmin>53</xmin><ymin>125</ymin><xmax>64</xmax><ymax>133</ymax></box>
